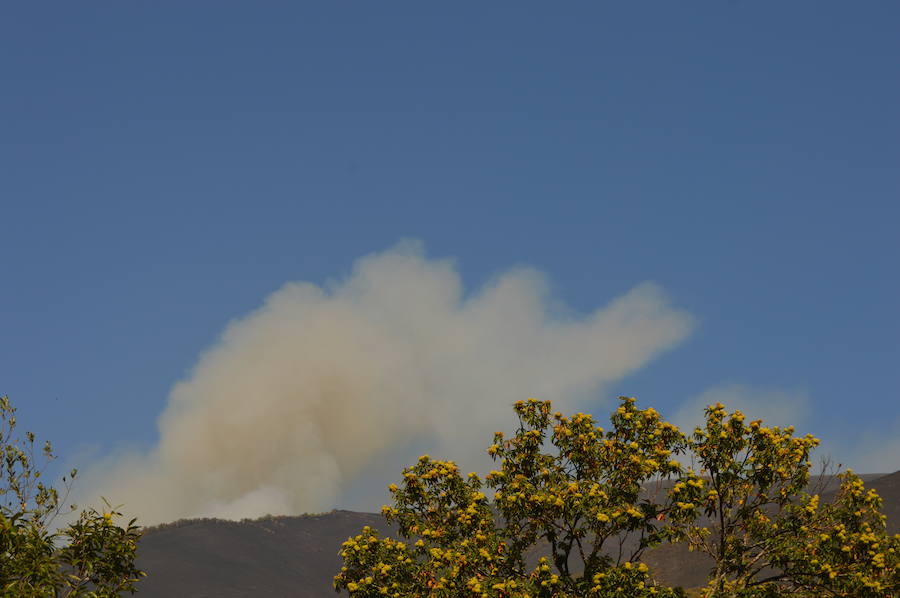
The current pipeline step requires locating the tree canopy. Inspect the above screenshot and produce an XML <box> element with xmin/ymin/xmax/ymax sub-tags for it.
<box><xmin>0</xmin><ymin>395</ymin><xmax>144</xmax><ymax>597</ymax></box>
<box><xmin>334</xmin><ymin>397</ymin><xmax>899</xmax><ymax>598</ymax></box>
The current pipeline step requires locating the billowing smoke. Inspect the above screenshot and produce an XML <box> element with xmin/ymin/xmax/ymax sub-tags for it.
<box><xmin>80</xmin><ymin>243</ymin><xmax>694</xmax><ymax>524</ymax></box>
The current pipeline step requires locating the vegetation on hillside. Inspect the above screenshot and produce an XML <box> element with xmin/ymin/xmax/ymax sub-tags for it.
<box><xmin>335</xmin><ymin>397</ymin><xmax>899</xmax><ymax>597</ymax></box>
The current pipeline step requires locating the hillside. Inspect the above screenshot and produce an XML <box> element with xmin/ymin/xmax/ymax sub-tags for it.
<box><xmin>136</xmin><ymin>511</ymin><xmax>388</xmax><ymax>597</ymax></box>
<box><xmin>134</xmin><ymin>472</ymin><xmax>899</xmax><ymax>597</ymax></box>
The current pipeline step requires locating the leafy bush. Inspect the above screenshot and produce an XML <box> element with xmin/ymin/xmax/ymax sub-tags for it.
<box><xmin>1</xmin><ymin>395</ymin><xmax>144</xmax><ymax>597</ymax></box>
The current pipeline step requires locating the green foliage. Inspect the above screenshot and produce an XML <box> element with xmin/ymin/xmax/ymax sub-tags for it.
<box><xmin>0</xmin><ymin>395</ymin><xmax>144</xmax><ymax>597</ymax></box>
<box><xmin>335</xmin><ymin>397</ymin><xmax>898</xmax><ymax>598</ymax></box>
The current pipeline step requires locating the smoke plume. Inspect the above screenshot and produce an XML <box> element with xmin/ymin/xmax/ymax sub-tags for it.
<box><xmin>81</xmin><ymin>243</ymin><xmax>694</xmax><ymax>524</ymax></box>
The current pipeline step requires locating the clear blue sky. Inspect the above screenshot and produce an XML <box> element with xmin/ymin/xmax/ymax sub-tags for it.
<box><xmin>2</xmin><ymin>2</ymin><xmax>898</xmax><ymax>508</ymax></box>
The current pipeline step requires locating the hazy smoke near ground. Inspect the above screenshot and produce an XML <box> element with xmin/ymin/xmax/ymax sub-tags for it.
<box><xmin>673</xmin><ymin>385</ymin><xmax>900</xmax><ymax>476</ymax></box>
<box><xmin>672</xmin><ymin>384</ymin><xmax>820</xmax><ymax>469</ymax></box>
<box><xmin>673</xmin><ymin>384</ymin><xmax>811</xmax><ymax>433</ymax></box>
<box><xmin>80</xmin><ymin>242</ymin><xmax>694</xmax><ymax>524</ymax></box>
<box><xmin>829</xmin><ymin>418</ymin><xmax>900</xmax><ymax>474</ymax></box>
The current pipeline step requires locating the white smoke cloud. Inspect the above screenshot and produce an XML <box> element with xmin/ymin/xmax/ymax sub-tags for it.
<box><xmin>79</xmin><ymin>242</ymin><xmax>694</xmax><ymax>524</ymax></box>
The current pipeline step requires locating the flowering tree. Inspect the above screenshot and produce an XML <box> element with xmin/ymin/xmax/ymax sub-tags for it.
<box><xmin>669</xmin><ymin>403</ymin><xmax>899</xmax><ymax>597</ymax></box>
<box><xmin>335</xmin><ymin>397</ymin><xmax>898</xmax><ymax>598</ymax></box>
<box><xmin>334</xmin><ymin>397</ymin><xmax>688</xmax><ymax>597</ymax></box>
<box><xmin>771</xmin><ymin>471</ymin><xmax>900</xmax><ymax>597</ymax></box>
<box><xmin>0</xmin><ymin>395</ymin><xmax>144</xmax><ymax>597</ymax></box>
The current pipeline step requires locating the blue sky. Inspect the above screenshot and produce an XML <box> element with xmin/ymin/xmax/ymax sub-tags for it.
<box><xmin>2</xmin><ymin>2</ymin><xmax>898</xmax><ymax>519</ymax></box>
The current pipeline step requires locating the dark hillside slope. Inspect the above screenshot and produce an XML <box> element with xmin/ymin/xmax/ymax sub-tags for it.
<box><xmin>136</xmin><ymin>511</ymin><xmax>388</xmax><ymax>597</ymax></box>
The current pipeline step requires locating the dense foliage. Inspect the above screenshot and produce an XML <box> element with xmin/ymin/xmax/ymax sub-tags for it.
<box><xmin>335</xmin><ymin>398</ymin><xmax>898</xmax><ymax>598</ymax></box>
<box><xmin>0</xmin><ymin>396</ymin><xmax>144</xmax><ymax>597</ymax></box>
